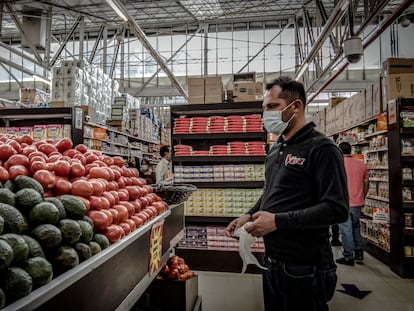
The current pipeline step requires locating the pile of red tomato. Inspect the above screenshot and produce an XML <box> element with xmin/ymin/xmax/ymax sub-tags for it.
<box><xmin>158</xmin><ymin>255</ymin><xmax>195</xmax><ymax>280</ymax></box>
<box><xmin>0</xmin><ymin>134</ymin><xmax>168</xmax><ymax>243</ymax></box>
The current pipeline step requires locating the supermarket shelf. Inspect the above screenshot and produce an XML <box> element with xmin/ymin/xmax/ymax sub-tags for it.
<box><xmin>3</xmin><ymin>210</ymin><xmax>171</xmax><ymax>311</ymax></box>
<box><xmin>366</xmin><ymin>195</ymin><xmax>389</xmax><ymax>202</ymax></box>
<box><xmin>364</xmin><ymin>130</ymin><xmax>388</xmax><ymax>139</ymax></box>
<box><xmin>366</xmin><ymin>147</ymin><xmax>388</xmax><ymax>153</ymax></box>
<box><xmin>172</xmin><ymin>132</ymin><xmax>265</xmax><ymax>140</ymax></box>
<box><xmin>403</xmin><ymin>201</ymin><xmax>414</xmax><ymax>209</ymax></box>
<box><xmin>401</xmin><ymin>128</ymin><xmax>414</xmax><ymax>136</ymax></box>
<box><xmin>403</xmin><ymin>180</ymin><xmax>414</xmax><ymax>187</ymax></box>
<box><xmin>84</xmin><ymin>137</ymin><xmax>129</xmax><ymax>148</ymax></box>
<box><xmin>171</xmin><ymin>101</ymin><xmax>263</xmax><ymax>116</ymax></box>
<box><xmin>0</xmin><ymin>107</ymin><xmax>73</xmax><ymax>120</ymax></box>
<box><xmin>189</xmin><ymin>181</ymin><xmax>264</xmax><ymax>188</ymax></box>
<box><xmin>367</xmin><ymin>166</ymin><xmax>389</xmax><ymax>170</ymax></box>
<box><xmin>369</xmin><ymin>178</ymin><xmax>388</xmax><ymax>182</ymax></box>
<box><xmin>85</xmin><ymin>121</ymin><xmax>159</xmax><ymax>145</ymax></box>
<box><xmin>402</xmin><ymin>156</ymin><xmax>414</xmax><ymax>163</ymax></box>
<box><xmin>352</xmin><ymin>140</ymin><xmax>370</xmax><ymax>146</ymax></box>
<box><xmin>185</xmin><ymin>215</ymin><xmax>237</xmax><ymax>224</ymax></box>
<box><xmin>404</xmin><ymin>228</ymin><xmax>414</xmax><ymax>236</ymax></box>
<box><xmin>102</xmin><ymin>150</ymin><xmax>129</xmax><ymax>157</ymax></box>
<box><xmin>173</xmin><ymin>155</ymin><xmax>266</xmax><ymax>163</ymax></box>
<box><xmin>175</xmin><ymin>248</ymin><xmax>265</xmax><ymax>274</ymax></box>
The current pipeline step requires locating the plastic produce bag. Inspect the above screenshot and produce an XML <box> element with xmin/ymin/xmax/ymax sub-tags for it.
<box><xmin>234</xmin><ymin>223</ymin><xmax>268</xmax><ymax>273</ymax></box>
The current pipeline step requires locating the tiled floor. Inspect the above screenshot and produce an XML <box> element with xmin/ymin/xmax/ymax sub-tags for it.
<box><xmin>196</xmin><ymin>246</ymin><xmax>414</xmax><ymax>311</ymax></box>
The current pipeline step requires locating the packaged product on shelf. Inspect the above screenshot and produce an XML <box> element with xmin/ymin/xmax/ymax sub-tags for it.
<box><xmin>18</xmin><ymin>126</ymin><xmax>33</xmax><ymax>137</ymax></box>
<box><xmin>47</xmin><ymin>124</ymin><xmax>64</xmax><ymax>139</ymax></box>
<box><xmin>4</xmin><ymin>126</ymin><xmax>19</xmax><ymax>135</ymax></box>
<box><xmin>32</xmin><ymin>125</ymin><xmax>47</xmax><ymax>141</ymax></box>
<box><xmin>401</xmin><ymin>111</ymin><xmax>414</xmax><ymax>127</ymax></box>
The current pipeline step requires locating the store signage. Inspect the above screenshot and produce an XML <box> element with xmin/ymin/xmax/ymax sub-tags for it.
<box><xmin>373</xmin><ymin>207</ymin><xmax>389</xmax><ymax>224</ymax></box>
<box><xmin>149</xmin><ymin>219</ymin><xmax>164</xmax><ymax>275</ymax></box>
<box><xmin>388</xmin><ymin>100</ymin><xmax>397</xmax><ymax>125</ymax></box>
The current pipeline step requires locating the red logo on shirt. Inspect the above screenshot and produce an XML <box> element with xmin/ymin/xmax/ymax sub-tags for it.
<box><xmin>285</xmin><ymin>154</ymin><xmax>305</xmax><ymax>166</ymax></box>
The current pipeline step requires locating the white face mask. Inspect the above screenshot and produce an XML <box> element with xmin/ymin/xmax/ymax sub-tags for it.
<box><xmin>263</xmin><ymin>102</ymin><xmax>295</xmax><ymax>135</ymax></box>
<box><xmin>141</xmin><ymin>165</ymin><xmax>149</xmax><ymax>171</ymax></box>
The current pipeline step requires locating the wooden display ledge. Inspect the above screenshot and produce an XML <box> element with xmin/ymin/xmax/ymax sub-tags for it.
<box><xmin>4</xmin><ymin>204</ymin><xmax>185</xmax><ymax>311</ymax></box>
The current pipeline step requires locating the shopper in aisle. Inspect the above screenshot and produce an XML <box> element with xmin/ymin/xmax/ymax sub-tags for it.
<box><xmin>336</xmin><ymin>141</ymin><xmax>369</xmax><ymax>266</ymax></box>
<box><xmin>155</xmin><ymin>145</ymin><xmax>173</xmax><ymax>185</ymax></box>
<box><xmin>225</xmin><ymin>76</ymin><xmax>349</xmax><ymax>311</ymax></box>
<box><xmin>139</xmin><ymin>158</ymin><xmax>156</xmax><ymax>185</ymax></box>
<box><xmin>128</xmin><ymin>156</ymin><xmax>140</xmax><ymax>169</ymax></box>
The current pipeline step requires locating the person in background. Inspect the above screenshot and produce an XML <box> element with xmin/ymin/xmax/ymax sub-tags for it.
<box><xmin>128</xmin><ymin>156</ymin><xmax>139</xmax><ymax>169</ymax></box>
<box><xmin>155</xmin><ymin>145</ymin><xmax>173</xmax><ymax>185</ymax></box>
<box><xmin>225</xmin><ymin>76</ymin><xmax>349</xmax><ymax>311</ymax></box>
<box><xmin>336</xmin><ymin>141</ymin><xmax>369</xmax><ymax>266</ymax></box>
<box><xmin>139</xmin><ymin>158</ymin><xmax>156</xmax><ymax>185</ymax></box>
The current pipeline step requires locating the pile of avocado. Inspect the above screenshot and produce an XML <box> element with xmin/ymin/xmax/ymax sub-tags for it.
<box><xmin>0</xmin><ymin>176</ymin><xmax>110</xmax><ymax>308</ymax></box>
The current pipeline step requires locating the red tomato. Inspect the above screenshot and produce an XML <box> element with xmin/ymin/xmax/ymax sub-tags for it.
<box><xmin>33</xmin><ymin>169</ymin><xmax>56</xmax><ymax>190</ymax></box>
<box><xmin>104</xmin><ymin>167</ymin><xmax>115</xmax><ymax>181</ymax></box>
<box><xmin>63</xmin><ymin>149</ymin><xmax>80</xmax><ymax>158</ymax></box>
<box><xmin>108</xmin><ymin>208</ymin><xmax>120</xmax><ymax>224</ymax></box>
<box><xmin>8</xmin><ymin>165</ymin><xmax>29</xmax><ymax>180</ymax></box>
<box><xmin>94</xmin><ymin>160</ymin><xmax>108</xmax><ymax>167</ymax></box>
<box><xmin>38</xmin><ymin>143</ymin><xmax>58</xmax><ymax>155</ymax></box>
<box><xmin>73</xmin><ymin>154</ymin><xmax>87</xmax><ymax>165</ymax></box>
<box><xmin>55</xmin><ymin>138</ymin><xmax>73</xmax><ymax>153</ymax></box>
<box><xmin>102</xmin><ymin>156</ymin><xmax>114</xmax><ymax>167</ymax></box>
<box><xmin>112</xmin><ymin>156</ymin><xmax>125</xmax><ymax>167</ymax></box>
<box><xmin>6</xmin><ymin>140</ymin><xmax>21</xmax><ymax>154</ymax></box>
<box><xmin>89</xmin><ymin>196</ymin><xmax>103</xmax><ymax>210</ymax></box>
<box><xmin>87</xmin><ymin>210</ymin><xmax>109</xmax><ymax>231</ymax></box>
<box><xmin>110</xmin><ymin>190</ymin><xmax>120</xmax><ymax>204</ymax></box>
<box><xmin>4</xmin><ymin>154</ymin><xmax>29</xmax><ymax>169</ymax></box>
<box><xmin>85</xmin><ymin>163</ymin><xmax>99</xmax><ymax>174</ymax></box>
<box><xmin>124</xmin><ymin>219</ymin><xmax>137</xmax><ymax>232</ymax></box>
<box><xmin>100</xmin><ymin>209</ymin><xmax>113</xmax><ymax>226</ymax></box>
<box><xmin>0</xmin><ymin>166</ymin><xmax>9</xmax><ymax>183</ymax></box>
<box><xmin>101</xmin><ymin>197</ymin><xmax>110</xmax><ymax>210</ymax></box>
<box><xmin>30</xmin><ymin>160</ymin><xmax>49</xmax><ymax>174</ymax></box>
<box><xmin>117</xmin><ymin>177</ymin><xmax>126</xmax><ymax>189</ymax></box>
<box><xmin>152</xmin><ymin>201</ymin><xmax>165</xmax><ymax>213</ymax></box>
<box><xmin>54</xmin><ymin>178</ymin><xmax>72</xmax><ymax>195</ymax></box>
<box><xmin>109</xmin><ymin>181</ymin><xmax>119</xmax><ymax>191</ymax></box>
<box><xmin>89</xmin><ymin>180</ymin><xmax>105</xmax><ymax>197</ymax></box>
<box><xmin>131</xmin><ymin>199</ymin><xmax>142</xmax><ymax>213</ymax></box>
<box><xmin>140</xmin><ymin>209</ymin><xmax>152</xmax><ymax>220</ymax></box>
<box><xmin>89</xmin><ymin>167</ymin><xmax>110</xmax><ymax>180</ymax></box>
<box><xmin>139</xmin><ymin>196</ymin><xmax>149</xmax><ymax>209</ymax></box>
<box><xmin>118</xmin><ymin>201</ymin><xmax>135</xmax><ymax>217</ymax></box>
<box><xmin>86</xmin><ymin>154</ymin><xmax>99</xmax><ymax>164</ymax></box>
<box><xmin>54</xmin><ymin>160</ymin><xmax>71</xmax><ymax>177</ymax></box>
<box><xmin>28</xmin><ymin>151</ymin><xmax>47</xmax><ymax>161</ymax></box>
<box><xmin>103</xmin><ymin>224</ymin><xmax>124</xmax><ymax>243</ymax></box>
<box><xmin>130</xmin><ymin>215</ymin><xmax>144</xmax><ymax>228</ymax></box>
<box><xmin>119</xmin><ymin>222</ymin><xmax>131</xmax><ymax>236</ymax></box>
<box><xmin>113</xmin><ymin>204</ymin><xmax>129</xmax><ymax>222</ymax></box>
<box><xmin>21</xmin><ymin>146</ymin><xmax>37</xmax><ymax>157</ymax></box>
<box><xmin>118</xmin><ymin>189</ymin><xmax>129</xmax><ymax>201</ymax></box>
<box><xmin>72</xmin><ymin>180</ymin><xmax>94</xmax><ymax>197</ymax></box>
<box><xmin>125</xmin><ymin>186</ymin><xmax>139</xmax><ymax>201</ymax></box>
<box><xmin>70</xmin><ymin>162</ymin><xmax>86</xmax><ymax>178</ymax></box>
<box><xmin>47</xmin><ymin>154</ymin><xmax>62</xmax><ymax>163</ymax></box>
<box><xmin>20</xmin><ymin>134</ymin><xmax>33</xmax><ymax>145</ymax></box>
<box><xmin>146</xmin><ymin>206</ymin><xmax>158</xmax><ymax>217</ymax></box>
<box><xmin>135</xmin><ymin>212</ymin><xmax>148</xmax><ymax>224</ymax></box>
<box><xmin>48</xmin><ymin>151</ymin><xmax>62</xmax><ymax>157</ymax></box>
<box><xmin>75</xmin><ymin>144</ymin><xmax>88</xmax><ymax>154</ymax></box>
<box><xmin>102</xmin><ymin>191</ymin><xmax>115</xmax><ymax>207</ymax></box>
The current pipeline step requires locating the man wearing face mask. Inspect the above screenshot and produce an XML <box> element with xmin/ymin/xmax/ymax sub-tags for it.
<box><xmin>226</xmin><ymin>76</ymin><xmax>349</xmax><ymax>311</ymax></box>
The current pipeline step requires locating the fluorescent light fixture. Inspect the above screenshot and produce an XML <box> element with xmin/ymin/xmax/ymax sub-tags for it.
<box><xmin>33</xmin><ymin>75</ymin><xmax>51</xmax><ymax>85</ymax></box>
<box><xmin>296</xmin><ymin>62</ymin><xmax>309</xmax><ymax>80</ymax></box>
<box><xmin>106</xmin><ymin>0</ymin><xmax>128</xmax><ymax>22</ymax></box>
<box><xmin>180</xmin><ymin>0</ymin><xmax>222</xmax><ymax>20</ymax></box>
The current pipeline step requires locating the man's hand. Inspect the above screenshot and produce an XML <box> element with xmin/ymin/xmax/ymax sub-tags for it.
<box><xmin>225</xmin><ymin>214</ymin><xmax>251</xmax><ymax>237</ymax></box>
<box><xmin>244</xmin><ymin>211</ymin><xmax>277</xmax><ymax>237</ymax></box>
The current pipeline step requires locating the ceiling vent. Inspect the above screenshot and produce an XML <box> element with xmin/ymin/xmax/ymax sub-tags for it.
<box><xmin>21</xmin><ymin>8</ymin><xmax>46</xmax><ymax>52</ymax></box>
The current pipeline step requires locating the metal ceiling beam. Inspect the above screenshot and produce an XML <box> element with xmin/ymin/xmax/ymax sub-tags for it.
<box><xmin>0</xmin><ymin>41</ymin><xmax>45</xmax><ymax>69</ymax></box>
<box><xmin>295</xmin><ymin>0</ymin><xmax>349</xmax><ymax>80</ymax></box>
<box><xmin>0</xmin><ymin>55</ymin><xmax>49</xmax><ymax>82</ymax></box>
<box><xmin>134</xmin><ymin>25</ymin><xmax>203</xmax><ymax>96</ymax></box>
<box><xmin>0</xmin><ymin>1</ymin><xmax>3</xmax><ymax>35</ymax></box>
<box><xmin>107</xmin><ymin>0</ymin><xmax>188</xmax><ymax>100</ymax></box>
<box><xmin>0</xmin><ymin>62</ymin><xmax>24</xmax><ymax>88</ymax></box>
<box><xmin>50</xmin><ymin>15</ymin><xmax>82</xmax><ymax>68</ymax></box>
<box><xmin>109</xmin><ymin>29</ymin><xmax>123</xmax><ymax>79</ymax></box>
<box><xmin>5</xmin><ymin>3</ymin><xmax>43</xmax><ymax>64</ymax></box>
<box><xmin>314</xmin><ymin>0</ymin><xmax>338</xmax><ymax>51</ymax></box>
<box><xmin>307</xmin><ymin>0</ymin><xmax>413</xmax><ymax>104</ymax></box>
<box><xmin>238</xmin><ymin>20</ymin><xmax>293</xmax><ymax>73</ymax></box>
<box><xmin>355</xmin><ymin>0</ymin><xmax>390</xmax><ymax>36</ymax></box>
<box><xmin>88</xmin><ymin>24</ymin><xmax>106</xmax><ymax>64</ymax></box>
<box><xmin>44</xmin><ymin>7</ymin><xmax>52</xmax><ymax>68</ymax></box>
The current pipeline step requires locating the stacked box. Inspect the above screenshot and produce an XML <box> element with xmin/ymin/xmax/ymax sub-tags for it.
<box><xmin>233</xmin><ymin>82</ymin><xmax>264</xmax><ymax>102</ymax></box>
<box><xmin>382</xmin><ymin>58</ymin><xmax>414</xmax><ymax>102</ymax></box>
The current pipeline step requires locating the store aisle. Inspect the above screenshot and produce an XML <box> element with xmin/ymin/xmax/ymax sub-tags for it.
<box><xmin>196</xmin><ymin>246</ymin><xmax>414</xmax><ymax>311</ymax></box>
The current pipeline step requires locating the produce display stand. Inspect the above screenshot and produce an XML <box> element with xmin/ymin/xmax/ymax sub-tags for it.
<box><xmin>3</xmin><ymin>203</ymin><xmax>185</xmax><ymax>311</ymax></box>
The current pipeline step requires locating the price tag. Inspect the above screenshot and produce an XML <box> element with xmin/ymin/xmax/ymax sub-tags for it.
<box><xmin>75</xmin><ymin>108</ymin><xmax>83</xmax><ymax>130</ymax></box>
<box><xmin>149</xmin><ymin>220</ymin><xmax>164</xmax><ymax>275</ymax></box>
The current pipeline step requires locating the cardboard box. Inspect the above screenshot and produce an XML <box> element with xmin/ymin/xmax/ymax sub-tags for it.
<box><xmin>382</xmin><ymin>58</ymin><xmax>414</xmax><ymax>75</ymax></box>
<box><xmin>329</xmin><ymin>97</ymin><xmax>347</xmax><ymax>109</ymax></box>
<box><xmin>383</xmin><ymin>73</ymin><xmax>414</xmax><ymax>101</ymax></box>
<box><xmin>188</xmin><ymin>77</ymin><xmax>204</xmax><ymax>98</ymax></box>
<box><xmin>373</xmin><ymin>77</ymin><xmax>383</xmax><ymax>116</ymax></box>
<box><xmin>365</xmin><ymin>84</ymin><xmax>373</xmax><ymax>119</ymax></box>
<box><xmin>233</xmin><ymin>72</ymin><xmax>256</xmax><ymax>82</ymax></box>
<box><xmin>233</xmin><ymin>82</ymin><xmax>263</xmax><ymax>102</ymax></box>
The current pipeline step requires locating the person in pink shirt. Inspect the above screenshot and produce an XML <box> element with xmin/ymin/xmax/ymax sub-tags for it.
<box><xmin>336</xmin><ymin>141</ymin><xmax>369</xmax><ymax>266</ymax></box>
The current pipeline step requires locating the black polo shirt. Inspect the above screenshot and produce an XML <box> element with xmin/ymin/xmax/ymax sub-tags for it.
<box><xmin>248</xmin><ymin>122</ymin><xmax>349</xmax><ymax>265</ymax></box>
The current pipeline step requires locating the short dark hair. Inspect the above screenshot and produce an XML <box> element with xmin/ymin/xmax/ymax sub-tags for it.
<box><xmin>141</xmin><ymin>158</ymin><xmax>150</xmax><ymax>166</ymax></box>
<box><xmin>160</xmin><ymin>145</ymin><xmax>170</xmax><ymax>157</ymax></box>
<box><xmin>265</xmin><ymin>76</ymin><xmax>307</xmax><ymax>107</ymax></box>
<box><xmin>338</xmin><ymin>142</ymin><xmax>352</xmax><ymax>155</ymax></box>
